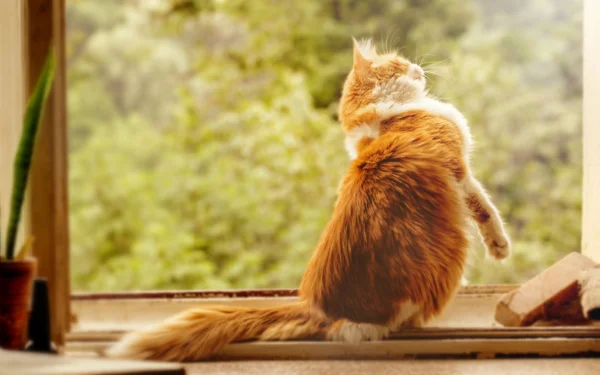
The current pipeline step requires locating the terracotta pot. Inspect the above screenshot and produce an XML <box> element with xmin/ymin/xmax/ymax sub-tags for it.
<box><xmin>0</xmin><ymin>257</ymin><xmax>37</xmax><ymax>350</ymax></box>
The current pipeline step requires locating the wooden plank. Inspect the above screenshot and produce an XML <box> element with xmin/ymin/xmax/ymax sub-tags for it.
<box><xmin>495</xmin><ymin>253</ymin><xmax>596</xmax><ymax>326</ymax></box>
<box><xmin>23</xmin><ymin>0</ymin><xmax>71</xmax><ymax>345</ymax></box>
<box><xmin>63</xmin><ymin>337</ymin><xmax>600</xmax><ymax>360</ymax></box>
<box><xmin>216</xmin><ymin>338</ymin><xmax>600</xmax><ymax>359</ymax></box>
<box><xmin>0</xmin><ymin>1</ymin><xmax>27</xmax><ymax>256</ymax></box>
<box><xmin>182</xmin><ymin>359</ymin><xmax>600</xmax><ymax>375</ymax></box>
<box><xmin>181</xmin><ymin>358</ymin><xmax>600</xmax><ymax>375</ymax></box>
<box><xmin>2</xmin><ymin>349</ymin><xmax>185</xmax><ymax>375</ymax></box>
<box><xmin>583</xmin><ymin>0</ymin><xmax>600</xmax><ymax>262</ymax></box>
<box><xmin>67</xmin><ymin>325</ymin><xmax>600</xmax><ymax>345</ymax></box>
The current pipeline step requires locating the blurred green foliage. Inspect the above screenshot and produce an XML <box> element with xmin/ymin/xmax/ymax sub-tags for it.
<box><xmin>66</xmin><ymin>0</ymin><xmax>582</xmax><ymax>291</ymax></box>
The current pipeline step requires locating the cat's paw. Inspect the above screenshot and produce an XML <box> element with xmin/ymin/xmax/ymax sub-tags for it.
<box><xmin>486</xmin><ymin>235</ymin><xmax>511</xmax><ymax>260</ymax></box>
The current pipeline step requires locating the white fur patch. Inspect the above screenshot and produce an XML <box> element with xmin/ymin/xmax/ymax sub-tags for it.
<box><xmin>371</xmin><ymin>98</ymin><xmax>473</xmax><ymax>158</ymax></box>
<box><xmin>356</xmin><ymin>97</ymin><xmax>473</xmax><ymax>162</ymax></box>
<box><xmin>327</xmin><ymin>321</ymin><xmax>390</xmax><ymax>344</ymax></box>
<box><xmin>388</xmin><ymin>300</ymin><xmax>422</xmax><ymax>329</ymax></box>
<box><xmin>344</xmin><ymin>95</ymin><xmax>472</xmax><ymax>163</ymax></box>
<box><xmin>326</xmin><ymin>301</ymin><xmax>422</xmax><ymax>343</ymax></box>
<box><xmin>344</xmin><ymin>123</ymin><xmax>379</xmax><ymax>160</ymax></box>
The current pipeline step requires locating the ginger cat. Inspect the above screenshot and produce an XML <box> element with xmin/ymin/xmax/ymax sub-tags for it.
<box><xmin>106</xmin><ymin>38</ymin><xmax>510</xmax><ymax>362</ymax></box>
<box><xmin>339</xmin><ymin>38</ymin><xmax>510</xmax><ymax>259</ymax></box>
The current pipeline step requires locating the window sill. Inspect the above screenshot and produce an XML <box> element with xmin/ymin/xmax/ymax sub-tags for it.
<box><xmin>67</xmin><ymin>285</ymin><xmax>600</xmax><ymax>359</ymax></box>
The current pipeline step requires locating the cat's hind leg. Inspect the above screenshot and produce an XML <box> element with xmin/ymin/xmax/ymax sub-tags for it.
<box><xmin>401</xmin><ymin>312</ymin><xmax>425</xmax><ymax>328</ymax></box>
<box><xmin>389</xmin><ymin>300</ymin><xmax>424</xmax><ymax>330</ymax></box>
<box><xmin>461</xmin><ymin>175</ymin><xmax>510</xmax><ymax>260</ymax></box>
<box><xmin>326</xmin><ymin>320</ymin><xmax>390</xmax><ymax>344</ymax></box>
<box><xmin>326</xmin><ymin>301</ymin><xmax>424</xmax><ymax>343</ymax></box>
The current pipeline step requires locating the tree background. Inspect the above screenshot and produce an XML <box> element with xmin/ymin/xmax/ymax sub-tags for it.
<box><xmin>66</xmin><ymin>0</ymin><xmax>582</xmax><ymax>291</ymax></box>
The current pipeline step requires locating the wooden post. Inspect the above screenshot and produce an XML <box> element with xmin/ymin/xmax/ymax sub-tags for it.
<box><xmin>0</xmin><ymin>1</ymin><xmax>27</xmax><ymax>256</ymax></box>
<box><xmin>23</xmin><ymin>0</ymin><xmax>70</xmax><ymax>345</ymax></box>
<box><xmin>582</xmin><ymin>0</ymin><xmax>600</xmax><ymax>263</ymax></box>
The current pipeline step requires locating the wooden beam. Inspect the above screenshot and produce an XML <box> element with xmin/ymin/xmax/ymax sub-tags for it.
<box><xmin>6</xmin><ymin>350</ymin><xmax>185</xmax><ymax>375</ymax></box>
<box><xmin>23</xmin><ymin>0</ymin><xmax>70</xmax><ymax>345</ymax></box>
<box><xmin>218</xmin><ymin>338</ymin><xmax>600</xmax><ymax>359</ymax></box>
<box><xmin>64</xmin><ymin>337</ymin><xmax>600</xmax><ymax>360</ymax></box>
<box><xmin>583</xmin><ymin>0</ymin><xmax>600</xmax><ymax>262</ymax></box>
<box><xmin>0</xmin><ymin>1</ymin><xmax>27</xmax><ymax>256</ymax></box>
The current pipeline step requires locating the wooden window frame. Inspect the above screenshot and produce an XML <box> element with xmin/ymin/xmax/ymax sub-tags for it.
<box><xmin>582</xmin><ymin>0</ymin><xmax>600</xmax><ymax>262</ymax></box>
<box><xmin>1</xmin><ymin>0</ymin><xmax>598</xmax><ymax>358</ymax></box>
<box><xmin>1</xmin><ymin>0</ymin><xmax>70</xmax><ymax>346</ymax></box>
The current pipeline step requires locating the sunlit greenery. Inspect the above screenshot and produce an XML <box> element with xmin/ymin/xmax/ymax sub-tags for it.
<box><xmin>67</xmin><ymin>0</ymin><xmax>582</xmax><ymax>291</ymax></box>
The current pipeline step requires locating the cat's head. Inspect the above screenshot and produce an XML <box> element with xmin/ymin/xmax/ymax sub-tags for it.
<box><xmin>339</xmin><ymin>38</ymin><xmax>427</xmax><ymax>128</ymax></box>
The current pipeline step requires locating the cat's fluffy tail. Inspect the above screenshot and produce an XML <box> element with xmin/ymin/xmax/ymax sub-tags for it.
<box><xmin>105</xmin><ymin>301</ymin><xmax>327</xmax><ymax>361</ymax></box>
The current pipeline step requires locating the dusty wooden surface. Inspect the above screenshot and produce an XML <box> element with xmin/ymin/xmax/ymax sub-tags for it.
<box><xmin>1</xmin><ymin>350</ymin><xmax>184</xmax><ymax>375</ymax></box>
<box><xmin>182</xmin><ymin>358</ymin><xmax>600</xmax><ymax>375</ymax></box>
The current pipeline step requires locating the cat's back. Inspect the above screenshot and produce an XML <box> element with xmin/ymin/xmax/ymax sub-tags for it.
<box><xmin>301</xmin><ymin>114</ymin><xmax>470</xmax><ymax>324</ymax></box>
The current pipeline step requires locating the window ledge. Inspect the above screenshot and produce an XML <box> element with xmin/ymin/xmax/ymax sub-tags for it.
<box><xmin>67</xmin><ymin>285</ymin><xmax>600</xmax><ymax>359</ymax></box>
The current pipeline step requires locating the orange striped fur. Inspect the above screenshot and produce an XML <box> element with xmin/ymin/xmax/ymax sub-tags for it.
<box><xmin>106</xmin><ymin>38</ymin><xmax>510</xmax><ymax>362</ymax></box>
<box><xmin>340</xmin><ymin>38</ymin><xmax>510</xmax><ymax>259</ymax></box>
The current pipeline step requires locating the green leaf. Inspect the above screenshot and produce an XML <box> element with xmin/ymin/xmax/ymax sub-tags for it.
<box><xmin>4</xmin><ymin>48</ymin><xmax>56</xmax><ymax>260</ymax></box>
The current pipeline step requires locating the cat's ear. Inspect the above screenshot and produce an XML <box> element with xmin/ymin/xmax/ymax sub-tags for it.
<box><xmin>352</xmin><ymin>37</ymin><xmax>371</xmax><ymax>74</ymax></box>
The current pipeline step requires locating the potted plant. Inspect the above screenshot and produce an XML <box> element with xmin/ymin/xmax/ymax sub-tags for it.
<box><xmin>0</xmin><ymin>49</ymin><xmax>55</xmax><ymax>350</ymax></box>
